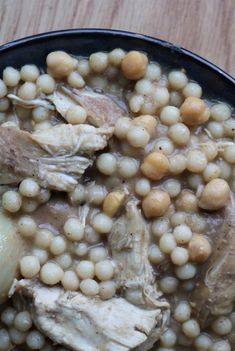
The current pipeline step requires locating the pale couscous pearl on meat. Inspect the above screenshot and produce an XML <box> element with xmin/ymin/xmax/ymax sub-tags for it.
<box><xmin>152</xmin><ymin>86</ymin><xmax>170</xmax><ymax>107</ymax></box>
<box><xmin>0</xmin><ymin>79</ymin><xmax>7</xmax><ymax>98</ymax></box>
<box><xmin>203</xmin><ymin>163</ymin><xmax>221</xmax><ymax>182</ymax></box>
<box><xmin>26</xmin><ymin>330</ymin><xmax>45</xmax><ymax>349</ymax></box>
<box><xmin>80</xmin><ymin>278</ymin><xmax>99</xmax><ymax>297</ymax></box>
<box><xmin>68</xmin><ymin>184</ymin><xmax>87</xmax><ymax>205</ymax></box>
<box><xmin>96</xmin><ymin>153</ymin><xmax>117</xmax><ymax>175</ymax></box>
<box><xmin>87</xmin><ymin>184</ymin><xmax>107</xmax><ymax>205</ymax></box>
<box><xmin>152</xmin><ymin>217</ymin><xmax>170</xmax><ymax>238</ymax></box>
<box><xmin>159</xmin><ymin>233</ymin><xmax>177</xmax><ymax>254</ymax></box>
<box><xmin>194</xmin><ymin>334</ymin><xmax>213</xmax><ymax>351</ymax></box>
<box><xmin>18</xmin><ymin>82</ymin><xmax>37</xmax><ymax>100</ymax></box>
<box><xmin>74</xmin><ymin>243</ymin><xmax>88</xmax><ymax>257</ymax></box>
<box><xmin>20</xmin><ymin>256</ymin><xmax>40</xmax><ymax>279</ymax></box>
<box><xmin>40</xmin><ymin>262</ymin><xmax>64</xmax><ymax>285</ymax></box>
<box><xmin>154</xmin><ymin>138</ymin><xmax>174</xmax><ymax>155</ymax></box>
<box><xmin>210</xmin><ymin>103</ymin><xmax>231</xmax><ymax>122</ymax></box>
<box><xmin>14</xmin><ymin>311</ymin><xmax>32</xmax><ymax>332</ymax></box>
<box><xmin>135</xmin><ymin>79</ymin><xmax>153</xmax><ymax>95</ymax></box>
<box><xmin>3</xmin><ymin>67</ymin><xmax>20</xmax><ymax>87</ymax></box>
<box><xmin>2</xmin><ymin>190</ymin><xmax>22</xmax><ymax>213</ymax></box>
<box><xmin>36</xmin><ymin>74</ymin><xmax>56</xmax><ymax>94</ymax></box>
<box><xmin>170</xmin><ymin>247</ymin><xmax>189</xmax><ymax>266</ymax></box>
<box><xmin>89</xmin><ymin>52</ymin><xmax>109</xmax><ymax>73</ymax></box>
<box><xmin>129</xmin><ymin>94</ymin><xmax>144</xmax><ymax>113</ymax></box>
<box><xmin>20</xmin><ymin>64</ymin><xmax>40</xmax><ymax>82</ymax></box>
<box><xmin>169</xmin><ymin>154</ymin><xmax>187</xmax><ymax>175</ymax></box>
<box><xmin>217</xmin><ymin>160</ymin><xmax>232</xmax><ymax>180</ymax></box>
<box><xmin>171</xmin><ymin>212</ymin><xmax>187</xmax><ymax>227</ymax></box>
<box><xmin>168</xmin><ymin>70</ymin><xmax>188</xmax><ymax>90</ymax></box>
<box><xmin>92</xmin><ymin>213</ymin><xmax>113</xmax><ymax>234</ymax></box>
<box><xmin>67</xmin><ymin>71</ymin><xmax>85</xmax><ymax>89</ymax></box>
<box><xmin>159</xmin><ymin>276</ymin><xmax>179</xmax><ymax>294</ymax></box>
<box><xmin>160</xmin><ymin>105</ymin><xmax>180</xmax><ymax>126</ymax></box>
<box><xmin>223</xmin><ymin>145</ymin><xmax>235</xmax><ymax>164</ymax></box>
<box><xmin>55</xmin><ymin>253</ymin><xmax>73</xmax><ymax>269</ymax></box>
<box><xmin>173</xmin><ymin>224</ymin><xmax>192</xmax><ymax>244</ymax></box>
<box><xmin>34</xmin><ymin>228</ymin><xmax>53</xmax><ymax>249</ymax></box>
<box><xmin>108</xmin><ymin>48</ymin><xmax>125</xmax><ymax>66</ymax></box>
<box><xmin>114</xmin><ymin>117</ymin><xmax>132</xmax><ymax>139</ymax></box>
<box><xmin>135</xmin><ymin>178</ymin><xmax>151</xmax><ymax>197</ymax></box>
<box><xmin>212</xmin><ymin>316</ymin><xmax>232</xmax><ymax>336</ymax></box>
<box><xmin>175</xmin><ymin>263</ymin><xmax>197</xmax><ymax>280</ymax></box>
<box><xmin>9</xmin><ymin>327</ymin><xmax>27</xmax><ymax>345</ymax></box>
<box><xmin>61</xmin><ymin>270</ymin><xmax>80</xmax><ymax>291</ymax></box>
<box><xmin>169</xmin><ymin>90</ymin><xmax>184</xmax><ymax>107</ymax></box>
<box><xmin>210</xmin><ymin>340</ymin><xmax>231</xmax><ymax>351</ymax></box>
<box><xmin>163</xmin><ymin>179</ymin><xmax>181</xmax><ymax>197</ymax></box>
<box><xmin>32</xmin><ymin>248</ymin><xmax>49</xmax><ymax>265</ymax></box>
<box><xmin>89</xmin><ymin>246</ymin><xmax>107</xmax><ymax>263</ymax></box>
<box><xmin>95</xmin><ymin>260</ymin><xmax>114</xmax><ymax>281</ymax></box>
<box><xmin>207</xmin><ymin>121</ymin><xmax>224</xmax><ymax>138</ymax></box>
<box><xmin>21</xmin><ymin>198</ymin><xmax>38</xmax><ymax>213</ymax></box>
<box><xmin>1</xmin><ymin>307</ymin><xmax>16</xmax><ymax>327</ymax></box>
<box><xmin>168</xmin><ymin>123</ymin><xmax>190</xmax><ymax>146</ymax></box>
<box><xmin>126</xmin><ymin>125</ymin><xmax>150</xmax><ymax>148</ymax></box>
<box><xmin>64</xmin><ymin>218</ymin><xmax>84</xmax><ymax>241</ymax></box>
<box><xmin>84</xmin><ymin>226</ymin><xmax>101</xmax><ymax>244</ymax></box>
<box><xmin>77</xmin><ymin>59</ymin><xmax>90</xmax><ymax>77</ymax></box>
<box><xmin>160</xmin><ymin>328</ymin><xmax>177</xmax><ymax>347</ymax></box>
<box><xmin>144</xmin><ymin>63</ymin><xmax>161</xmax><ymax>81</ymax></box>
<box><xmin>18</xmin><ymin>216</ymin><xmax>37</xmax><ymax>238</ymax></box>
<box><xmin>173</xmin><ymin>301</ymin><xmax>191</xmax><ymax>323</ymax></box>
<box><xmin>32</xmin><ymin>106</ymin><xmax>49</xmax><ymax>123</ymax></box>
<box><xmin>148</xmin><ymin>244</ymin><xmax>166</xmax><ymax>264</ymax></box>
<box><xmin>0</xmin><ymin>329</ymin><xmax>11</xmax><ymax>350</ymax></box>
<box><xmin>117</xmin><ymin>157</ymin><xmax>138</xmax><ymax>178</ymax></box>
<box><xmin>19</xmin><ymin>178</ymin><xmax>40</xmax><ymax>198</ymax></box>
<box><xmin>65</xmin><ymin>105</ymin><xmax>87</xmax><ymax>124</ymax></box>
<box><xmin>186</xmin><ymin>150</ymin><xmax>207</xmax><ymax>173</ymax></box>
<box><xmin>76</xmin><ymin>260</ymin><xmax>95</xmax><ymax>279</ymax></box>
<box><xmin>183</xmin><ymin>82</ymin><xmax>202</xmax><ymax>98</ymax></box>
<box><xmin>182</xmin><ymin>319</ymin><xmax>200</xmax><ymax>339</ymax></box>
<box><xmin>50</xmin><ymin>236</ymin><xmax>67</xmax><ymax>256</ymax></box>
<box><xmin>99</xmin><ymin>280</ymin><xmax>116</xmax><ymax>300</ymax></box>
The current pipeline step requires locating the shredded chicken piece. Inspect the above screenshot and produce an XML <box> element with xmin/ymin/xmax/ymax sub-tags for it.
<box><xmin>31</xmin><ymin>123</ymin><xmax>113</xmax><ymax>156</ymax></box>
<box><xmin>49</xmin><ymin>85</ymin><xmax>125</xmax><ymax>127</ymax></box>
<box><xmin>15</xmin><ymin>279</ymin><xmax>166</xmax><ymax>351</ymax></box>
<box><xmin>191</xmin><ymin>194</ymin><xmax>235</xmax><ymax>325</ymax></box>
<box><xmin>0</xmin><ymin>125</ymin><xmax>112</xmax><ymax>191</ymax></box>
<box><xmin>7</xmin><ymin>93</ymin><xmax>55</xmax><ymax>110</ymax></box>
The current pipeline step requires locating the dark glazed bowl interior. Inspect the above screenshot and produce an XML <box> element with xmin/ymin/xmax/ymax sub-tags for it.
<box><xmin>0</xmin><ymin>28</ymin><xmax>234</xmax><ymax>106</ymax></box>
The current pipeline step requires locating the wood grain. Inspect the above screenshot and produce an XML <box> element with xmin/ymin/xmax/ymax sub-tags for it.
<box><xmin>0</xmin><ymin>0</ymin><xmax>234</xmax><ymax>76</ymax></box>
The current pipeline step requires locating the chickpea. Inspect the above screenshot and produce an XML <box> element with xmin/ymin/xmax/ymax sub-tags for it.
<box><xmin>176</xmin><ymin>191</ymin><xmax>198</xmax><ymax>213</ymax></box>
<box><xmin>141</xmin><ymin>151</ymin><xmax>170</xmax><ymax>180</ymax></box>
<box><xmin>198</xmin><ymin>178</ymin><xmax>230</xmax><ymax>210</ymax></box>
<box><xmin>180</xmin><ymin>97</ymin><xmax>210</xmax><ymax>125</ymax></box>
<box><xmin>103</xmin><ymin>191</ymin><xmax>125</xmax><ymax>217</ymax></box>
<box><xmin>46</xmin><ymin>51</ymin><xmax>77</xmax><ymax>78</ymax></box>
<box><xmin>142</xmin><ymin>189</ymin><xmax>171</xmax><ymax>218</ymax></box>
<box><xmin>121</xmin><ymin>51</ymin><xmax>148</xmax><ymax>80</ymax></box>
<box><xmin>188</xmin><ymin>234</ymin><xmax>212</xmax><ymax>263</ymax></box>
<box><xmin>132</xmin><ymin>115</ymin><xmax>157</xmax><ymax>136</ymax></box>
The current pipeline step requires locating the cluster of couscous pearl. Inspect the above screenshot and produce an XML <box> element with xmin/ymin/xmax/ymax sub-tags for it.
<box><xmin>18</xmin><ymin>213</ymin><xmax>116</xmax><ymax>299</ymax></box>
<box><xmin>0</xmin><ymin>48</ymin><xmax>234</xmax><ymax>351</ymax></box>
<box><xmin>0</xmin><ymin>305</ymin><xmax>70</xmax><ymax>350</ymax></box>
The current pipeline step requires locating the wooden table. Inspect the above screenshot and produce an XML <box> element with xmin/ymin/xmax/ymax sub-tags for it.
<box><xmin>0</xmin><ymin>0</ymin><xmax>234</xmax><ymax>77</ymax></box>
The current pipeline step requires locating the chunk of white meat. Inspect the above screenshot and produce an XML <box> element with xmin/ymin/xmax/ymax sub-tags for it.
<box><xmin>109</xmin><ymin>200</ymin><xmax>168</xmax><ymax>309</ymax></box>
<box><xmin>16</xmin><ymin>280</ymin><xmax>165</xmax><ymax>351</ymax></box>
<box><xmin>0</xmin><ymin>125</ymin><xmax>112</xmax><ymax>191</ymax></box>
<box><xmin>32</xmin><ymin>123</ymin><xmax>113</xmax><ymax>156</ymax></box>
<box><xmin>7</xmin><ymin>93</ymin><xmax>55</xmax><ymax>110</ymax></box>
<box><xmin>49</xmin><ymin>85</ymin><xmax>125</xmax><ymax>127</ymax></box>
<box><xmin>0</xmin><ymin>211</ymin><xmax>23</xmax><ymax>303</ymax></box>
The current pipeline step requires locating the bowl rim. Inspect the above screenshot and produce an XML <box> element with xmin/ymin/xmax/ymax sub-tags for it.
<box><xmin>0</xmin><ymin>28</ymin><xmax>234</xmax><ymax>85</ymax></box>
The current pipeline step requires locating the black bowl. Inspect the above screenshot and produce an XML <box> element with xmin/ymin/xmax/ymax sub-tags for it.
<box><xmin>0</xmin><ymin>28</ymin><xmax>234</xmax><ymax>106</ymax></box>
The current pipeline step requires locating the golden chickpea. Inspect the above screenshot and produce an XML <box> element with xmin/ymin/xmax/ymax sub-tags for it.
<box><xmin>188</xmin><ymin>234</ymin><xmax>212</xmax><ymax>263</ymax></box>
<box><xmin>103</xmin><ymin>191</ymin><xmax>125</xmax><ymax>217</ymax></box>
<box><xmin>46</xmin><ymin>51</ymin><xmax>77</xmax><ymax>78</ymax></box>
<box><xmin>176</xmin><ymin>191</ymin><xmax>198</xmax><ymax>213</ymax></box>
<box><xmin>180</xmin><ymin>97</ymin><xmax>210</xmax><ymax>126</ymax></box>
<box><xmin>132</xmin><ymin>115</ymin><xmax>157</xmax><ymax>136</ymax></box>
<box><xmin>142</xmin><ymin>189</ymin><xmax>171</xmax><ymax>218</ymax></box>
<box><xmin>198</xmin><ymin>178</ymin><xmax>230</xmax><ymax>210</ymax></box>
<box><xmin>121</xmin><ymin>51</ymin><xmax>148</xmax><ymax>80</ymax></box>
<box><xmin>141</xmin><ymin>151</ymin><xmax>170</xmax><ymax>180</ymax></box>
